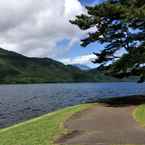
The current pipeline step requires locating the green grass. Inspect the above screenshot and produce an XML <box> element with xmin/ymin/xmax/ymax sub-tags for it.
<box><xmin>133</xmin><ymin>104</ymin><xmax>145</xmax><ymax>127</ymax></box>
<box><xmin>0</xmin><ymin>104</ymin><xmax>94</xmax><ymax>145</ymax></box>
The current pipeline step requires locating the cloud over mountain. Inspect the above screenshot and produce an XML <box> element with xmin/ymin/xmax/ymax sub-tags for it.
<box><xmin>60</xmin><ymin>54</ymin><xmax>96</xmax><ymax>65</ymax></box>
<box><xmin>0</xmin><ymin>0</ymin><xmax>85</xmax><ymax>58</ymax></box>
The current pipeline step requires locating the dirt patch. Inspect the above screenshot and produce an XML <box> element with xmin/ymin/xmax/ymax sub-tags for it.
<box><xmin>56</xmin><ymin>130</ymin><xmax>84</xmax><ymax>144</ymax></box>
<box><xmin>56</xmin><ymin>104</ymin><xmax>145</xmax><ymax>145</ymax></box>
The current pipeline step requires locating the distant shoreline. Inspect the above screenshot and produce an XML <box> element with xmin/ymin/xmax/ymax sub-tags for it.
<box><xmin>0</xmin><ymin>81</ymin><xmax>138</xmax><ymax>85</ymax></box>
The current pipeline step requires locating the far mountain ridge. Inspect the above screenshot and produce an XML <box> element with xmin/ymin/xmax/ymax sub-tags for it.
<box><xmin>72</xmin><ymin>64</ymin><xmax>91</xmax><ymax>70</ymax></box>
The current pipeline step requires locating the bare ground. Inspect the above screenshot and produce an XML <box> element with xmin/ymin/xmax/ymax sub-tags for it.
<box><xmin>56</xmin><ymin>104</ymin><xmax>145</xmax><ymax>145</ymax></box>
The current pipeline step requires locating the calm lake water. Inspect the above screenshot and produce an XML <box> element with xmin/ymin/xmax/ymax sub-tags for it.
<box><xmin>0</xmin><ymin>82</ymin><xmax>145</xmax><ymax>128</ymax></box>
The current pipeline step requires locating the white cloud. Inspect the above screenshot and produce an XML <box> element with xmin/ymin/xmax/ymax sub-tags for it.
<box><xmin>0</xmin><ymin>0</ymin><xmax>85</xmax><ymax>58</ymax></box>
<box><xmin>60</xmin><ymin>54</ymin><xmax>96</xmax><ymax>65</ymax></box>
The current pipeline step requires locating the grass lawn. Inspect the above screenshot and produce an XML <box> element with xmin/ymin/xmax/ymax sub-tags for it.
<box><xmin>133</xmin><ymin>104</ymin><xmax>145</xmax><ymax>127</ymax></box>
<box><xmin>0</xmin><ymin>104</ymin><xmax>94</xmax><ymax>145</ymax></box>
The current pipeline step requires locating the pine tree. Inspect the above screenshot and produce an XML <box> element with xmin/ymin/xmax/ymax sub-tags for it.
<box><xmin>70</xmin><ymin>0</ymin><xmax>145</xmax><ymax>82</ymax></box>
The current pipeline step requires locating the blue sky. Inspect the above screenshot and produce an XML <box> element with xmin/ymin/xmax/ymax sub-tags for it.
<box><xmin>0</xmin><ymin>0</ymin><xmax>104</xmax><ymax>68</ymax></box>
<box><xmin>58</xmin><ymin>0</ymin><xmax>103</xmax><ymax>68</ymax></box>
<box><xmin>80</xmin><ymin>0</ymin><xmax>99</xmax><ymax>5</ymax></box>
<box><xmin>81</xmin><ymin>0</ymin><xmax>104</xmax><ymax>5</ymax></box>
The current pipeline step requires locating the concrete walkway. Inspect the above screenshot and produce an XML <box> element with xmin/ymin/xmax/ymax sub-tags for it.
<box><xmin>57</xmin><ymin>105</ymin><xmax>145</xmax><ymax>145</ymax></box>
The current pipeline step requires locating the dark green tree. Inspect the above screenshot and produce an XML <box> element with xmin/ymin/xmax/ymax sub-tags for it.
<box><xmin>70</xmin><ymin>0</ymin><xmax>145</xmax><ymax>82</ymax></box>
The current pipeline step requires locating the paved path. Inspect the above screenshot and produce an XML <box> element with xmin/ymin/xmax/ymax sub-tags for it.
<box><xmin>57</xmin><ymin>105</ymin><xmax>145</xmax><ymax>145</ymax></box>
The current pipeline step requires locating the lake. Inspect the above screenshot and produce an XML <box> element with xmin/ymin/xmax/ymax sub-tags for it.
<box><xmin>0</xmin><ymin>82</ymin><xmax>145</xmax><ymax>128</ymax></box>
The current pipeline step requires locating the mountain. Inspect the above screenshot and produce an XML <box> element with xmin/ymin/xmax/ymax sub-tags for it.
<box><xmin>72</xmin><ymin>64</ymin><xmax>91</xmax><ymax>70</ymax></box>
<box><xmin>0</xmin><ymin>48</ymin><xmax>98</xmax><ymax>84</ymax></box>
<box><xmin>0</xmin><ymin>48</ymin><xmax>135</xmax><ymax>84</ymax></box>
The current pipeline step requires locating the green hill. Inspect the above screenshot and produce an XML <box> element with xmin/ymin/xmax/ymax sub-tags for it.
<box><xmin>0</xmin><ymin>48</ymin><xmax>133</xmax><ymax>84</ymax></box>
<box><xmin>88</xmin><ymin>68</ymin><xmax>138</xmax><ymax>82</ymax></box>
<box><xmin>0</xmin><ymin>48</ymin><xmax>96</xmax><ymax>84</ymax></box>
<box><xmin>0</xmin><ymin>48</ymin><xmax>92</xmax><ymax>83</ymax></box>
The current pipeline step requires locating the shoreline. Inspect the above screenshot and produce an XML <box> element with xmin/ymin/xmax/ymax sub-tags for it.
<box><xmin>0</xmin><ymin>94</ymin><xmax>145</xmax><ymax>129</ymax></box>
<box><xmin>0</xmin><ymin>104</ymin><xmax>93</xmax><ymax>145</ymax></box>
<box><xmin>0</xmin><ymin>99</ymin><xmax>145</xmax><ymax>145</ymax></box>
<box><xmin>0</xmin><ymin>81</ymin><xmax>140</xmax><ymax>85</ymax></box>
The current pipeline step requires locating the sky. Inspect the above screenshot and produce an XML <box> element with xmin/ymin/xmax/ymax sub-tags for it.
<box><xmin>0</xmin><ymin>0</ymin><xmax>103</xmax><ymax>68</ymax></box>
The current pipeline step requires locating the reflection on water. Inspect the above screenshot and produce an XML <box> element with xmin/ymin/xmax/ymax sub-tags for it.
<box><xmin>0</xmin><ymin>82</ymin><xmax>145</xmax><ymax>128</ymax></box>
